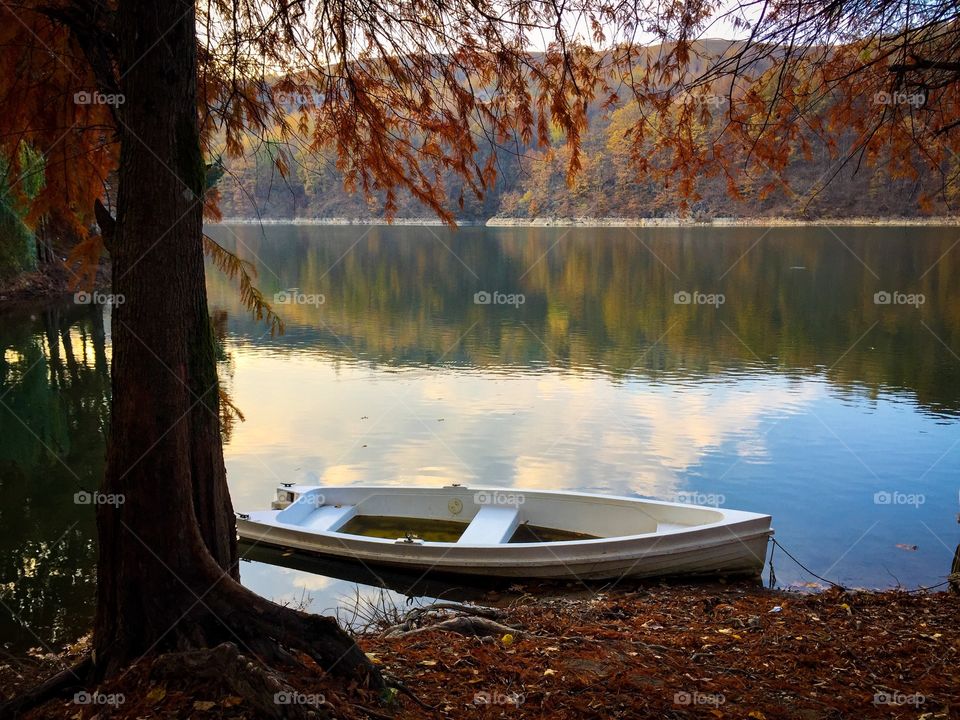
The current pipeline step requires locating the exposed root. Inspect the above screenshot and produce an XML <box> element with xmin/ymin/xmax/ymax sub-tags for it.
<box><xmin>384</xmin><ymin>615</ymin><xmax>521</xmax><ymax>639</ymax></box>
<box><xmin>208</xmin><ymin>589</ymin><xmax>383</xmax><ymax>687</ymax></box>
<box><xmin>0</xmin><ymin>656</ymin><xmax>92</xmax><ymax>720</ymax></box>
<box><xmin>383</xmin><ymin>676</ymin><xmax>438</xmax><ymax>711</ymax></box>
<box><xmin>151</xmin><ymin>643</ymin><xmax>334</xmax><ymax>720</ymax></box>
<box><xmin>382</xmin><ymin>601</ymin><xmax>510</xmax><ymax>638</ymax></box>
<box><xmin>5</xmin><ymin>581</ymin><xmax>383</xmax><ymax>718</ymax></box>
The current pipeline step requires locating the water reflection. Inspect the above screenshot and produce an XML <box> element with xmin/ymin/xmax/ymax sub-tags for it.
<box><xmin>1</xmin><ymin>225</ymin><xmax>958</xmax><ymax>654</ymax></box>
<box><xmin>0</xmin><ymin>303</ymin><xmax>108</xmax><ymax>651</ymax></box>
<box><xmin>206</xmin><ymin>224</ymin><xmax>960</xmax><ymax>416</ymax></box>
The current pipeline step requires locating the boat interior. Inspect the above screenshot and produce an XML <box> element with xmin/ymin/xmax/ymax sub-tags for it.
<box><xmin>271</xmin><ymin>486</ymin><xmax>725</xmax><ymax>544</ymax></box>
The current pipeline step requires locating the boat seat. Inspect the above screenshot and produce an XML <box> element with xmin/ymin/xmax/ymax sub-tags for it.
<box><xmin>458</xmin><ymin>506</ymin><xmax>521</xmax><ymax>545</ymax></box>
<box><xmin>302</xmin><ymin>504</ymin><xmax>357</xmax><ymax>532</ymax></box>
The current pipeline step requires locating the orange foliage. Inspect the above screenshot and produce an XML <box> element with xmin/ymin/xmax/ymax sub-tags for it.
<box><xmin>1</xmin><ymin>0</ymin><xmax>958</xmax><ymax>251</ymax></box>
<box><xmin>0</xmin><ymin>5</ymin><xmax>116</xmax><ymax>235</ymax></box>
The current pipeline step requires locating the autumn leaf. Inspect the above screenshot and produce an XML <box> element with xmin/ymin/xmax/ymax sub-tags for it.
<box><xmin>145</xmin><ymin>686</ymin><xmax>167</xmax><ymax>704</ymax></box>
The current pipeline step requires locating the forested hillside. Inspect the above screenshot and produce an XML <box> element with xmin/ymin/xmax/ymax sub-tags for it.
<box><xmin>215</xmin><ymin>41</ymin><xmax>958</xmax><ymax>222</ymax></box>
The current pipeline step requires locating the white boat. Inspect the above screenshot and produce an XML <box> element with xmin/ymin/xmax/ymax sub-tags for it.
<box><xmin>236</xmin><ymin>485</ymin><xmax>773</xmax><ymax>580</ymax></box>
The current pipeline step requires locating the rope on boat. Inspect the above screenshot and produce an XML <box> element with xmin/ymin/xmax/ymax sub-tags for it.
<box><xmin>767</xmin><ymin>536</ymin><xmax>954</xmax><ymax>593</ymax></box>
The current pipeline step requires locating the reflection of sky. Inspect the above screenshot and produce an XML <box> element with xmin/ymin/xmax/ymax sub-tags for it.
<box><xmin>225</xmin><ymin>344</ymin><xmax>959</xmax><ymax>608</ymax></box>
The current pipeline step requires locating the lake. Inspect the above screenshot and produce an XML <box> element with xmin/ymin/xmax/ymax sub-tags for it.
<box><xmin>2</xmin><ymin>224</ymin><xmax>958</xmax><ymax>653</ymax></box>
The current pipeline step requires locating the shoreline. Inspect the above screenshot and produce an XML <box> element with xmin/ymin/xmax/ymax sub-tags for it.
<box><xmin>0</xmin><ymin>264</ymin><xmax>110</xmax><ymax>306</ymax></box>
<box><xmin>4</xmin><ymin>584</ymin><xmax>958</xmax><ymax>718</ymax></box>
<box><xmin>212</xmin><ymin>215</ymin><xmax>960</xmax><ymax>227</ymax></box>
<box><xmin>485</xmin><ymin>215</ymin><xmax>960</xmax><ymax>227</ymax></box>
<box><xmin>215</xmin><ymin>217</ymin><xmax>475</xmax><ymax>226</ymax></box>
<box><xmin>3</xmin><ymin>215</ymin><xmax>956</xmax><ymax>303</ymax></box>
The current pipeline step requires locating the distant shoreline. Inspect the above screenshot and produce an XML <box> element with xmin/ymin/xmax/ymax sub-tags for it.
<box><xmin>214</xmin><ymin>215</ymin><xmax>960</xmax><ymax>227</ymax></box>
<box><xmin>215</xmin><ymin>217</ymin><xmax>472</xmax><ymax>226</ymax></box>
<box><xmin>485</xmin><ymin>215</ymin><xmax>960</xmax><ymax>227</ymax></box>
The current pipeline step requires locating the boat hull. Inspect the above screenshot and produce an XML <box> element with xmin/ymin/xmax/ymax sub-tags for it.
<box><xmin>237</xmin><ymin>485</ymin><xmax>772</xmax><ymax>581</ymax></box>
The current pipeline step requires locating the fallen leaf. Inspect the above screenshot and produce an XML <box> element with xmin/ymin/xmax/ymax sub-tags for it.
<box><xmin>145</xmin><ymin>687</ymin><xmax>166</xmax><ymax>704</ymax></box>
<box><xmin>365</xmin><ymin>652</ymin><xmax>382</xmax><ymax>664</ymax></box>
<box><xmin>193</xmin><ymin>700</ymin><xmax>216</xmax><ymax>711</ymax></box>
<box><xmin>501</xmin><ymin>633</ymin><xmax>515</xmax><ymax>646</ymax></box>
<box><xmin>419</xmin><ymin>660</ymin><xmax>438</xmax><ymax>667</ymax></box>
<box><xmin>543</xmin><ymin>669</ymin><xmax>557</xmax><ymax>676</ymax></box>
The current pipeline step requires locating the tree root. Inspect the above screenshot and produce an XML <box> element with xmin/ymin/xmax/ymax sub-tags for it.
<box><xmin>151</xmin><ymin>642</ymin><xmax>335</xmax><ymax>720</ymax></box>
<box><xmin>383</xmin><ymin>675</ymin><xmax>439</xmax><ymax>711</ymax></box>
<box><xmin>0</xmin><ymin>656</ymin><xmax>93</xmax><ymax>720</ymax></box>
<box><xmin>382</xmin><ymin>601</ymin><xmax>512</xmax><ymax>638</ymax></box>
<box><xmin>4</xmin><ymin>583</ymin><xmax>384</xmax><ymax>718</ymax></box>
<box><xmin>200</xmin><ymin>581</ymin><xmax>384</xmax><ymax>689</ymax></box>
<box><xmin>406</xmin><ymin>601</ymin><xmax>505</xmax><ymax>621</ymax></box>
<box><xmin>384</xmin><ymin>615</ymin><xmax>521</xmax><ymax>639</ymax></box>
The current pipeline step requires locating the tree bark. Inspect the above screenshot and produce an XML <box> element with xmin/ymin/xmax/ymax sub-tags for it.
<box><xmin>92</xmin><ymin>0</ymin><xmax>376</xmax><ymax>685</ymax></box>
<box><xmin>94</xmin><ymin>0</ymin><xmax>223</xmax><ymax>673</ymax></box>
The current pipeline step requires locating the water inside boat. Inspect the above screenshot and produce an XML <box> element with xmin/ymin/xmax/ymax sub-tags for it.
<box><xmin>336</xmin><ymin>515</ymin><xmax>599</xmax><ymax>543</ymax></box>
<box><xmin>338</xmin><ymin>516</ymin><xmax>468</xmax><ymax>542</ymax></box>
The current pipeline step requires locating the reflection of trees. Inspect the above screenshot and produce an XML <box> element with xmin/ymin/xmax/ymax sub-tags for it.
<box><xmin>205</xmin><ymin>225</ymin><xmax>960</xmax><ymax>417</ymax></box>
<box><xmin>212</xmin><ymin>309</ymin><xmax>242</xmax><ymax>443</ymax></box>
<box><xmin>0</xmin><ymin>302</ymin><xmax>110</xmax><ymax>651</ymax></box>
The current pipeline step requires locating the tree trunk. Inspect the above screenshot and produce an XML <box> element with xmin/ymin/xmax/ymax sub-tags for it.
<box><xmin>92</xmin><ymin>0</ymin><xmax>375</xmax><ymax>684</ymax></box>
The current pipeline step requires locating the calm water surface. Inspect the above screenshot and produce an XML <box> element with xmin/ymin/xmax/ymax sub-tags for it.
<box><xmin>2</xmin><ymin>225</ymin><xmax>958</xmax><ymax>652</ymax></box>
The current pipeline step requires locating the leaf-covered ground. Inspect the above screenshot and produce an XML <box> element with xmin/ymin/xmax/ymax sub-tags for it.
<box><xmin>4</xmin><ymin>586</ymin><xmax>958</xmax><ymax>719</ymax></box>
